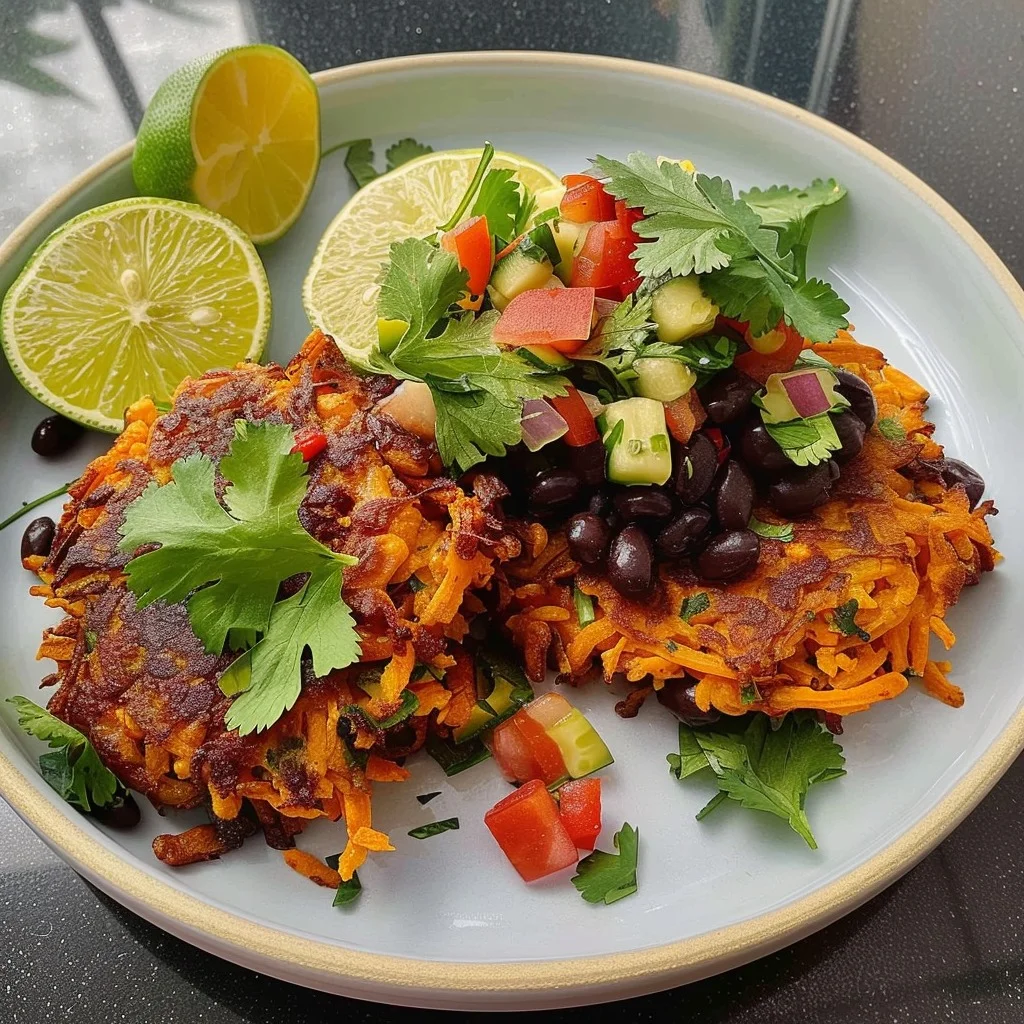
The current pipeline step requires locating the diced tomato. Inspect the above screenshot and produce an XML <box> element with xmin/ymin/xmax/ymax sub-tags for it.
<box><xmin>560</xmin><ymin>179</ymin><xmax>616</xmax><ymax>224</ymax></box>
<box><xmin>490</xmin><ymin>714</ymin><xmax>568</xmax><ymax>787</ymax></box>
<box><xmin>618</xmin><ymin>274</ymin><xmax>643</xmax><ymax>298</ymax></box>
<box><xmin>614</xmin><ymin>199</ymin><xmax>644</xmax><ymax>236</ymax></box>
<box><xmin>291</xmin><ymin>429</ymin><xmax>328</xmax><ymax>462</ymax></box>
<box><xmin>733</xmin><ymin>320</ymin><xmax>805</xmax><ymax>384</ymax></box>
<box><xmin>665</xmin><ymin>389</ymin><xmax>707</xmax><ymax>444</ymax></box>
<box><xmin>440</xmin><ymin>215</ymin><xmax>493</xmax><ymax>296</ymax></box>
<box><xmin>484</xmin><ymin>779</ymin><xmax>579</xmax><ymax>882</ymax></box>
<box><xmin>558</xmin><ymin>777</ymin><xmax>602</xmax><ymax>851</ymax></box>
<box><xmin>550</xmin><ymin>386</ymin><xmax>599</xmax><ymax>446</ymax></box>
<box><xmin>570</xmin><ymin>221</ymin><xmax>636</xmax><ymax>291</ymax></box>
<box><xmin>703</xmin><ymin>426</ymin><xmax>731</xmax><ymax>466</ymax></box>
<box><xmin>562</xmin><ymin>173</ymin><xmax>594</xmax><ymax>188</ymax></box>
<box><xmin>492</xmin><ymin>287</ymin><xmax>596</xmax><ymax>350</ymax></box>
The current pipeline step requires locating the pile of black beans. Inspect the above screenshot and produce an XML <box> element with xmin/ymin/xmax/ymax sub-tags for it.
<box><xmin>499</xmin><ymin>364</ymin><xmax>882</xmax><ymax>599</ymax></box>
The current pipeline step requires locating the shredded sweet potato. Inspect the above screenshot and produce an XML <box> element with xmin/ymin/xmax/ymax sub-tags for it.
<box><xmin>282</xmin><ymin>848</ymin><xmax>343</xmax><ymax>888</ymax></box>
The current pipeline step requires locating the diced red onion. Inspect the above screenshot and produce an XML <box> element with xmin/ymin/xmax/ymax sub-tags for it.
<box><xmin>782</xmin><ymin>371</ymin><xmax>831</xmax><ymax>418</ymax></box>
<box><xmin>578</xmin><ymin>391</ymin><xmax>606</xmax><ymax>417</ymax></box>
<box><xmin>593</xmin><ymin>297</ymin><xmax>619</xmax><ymax>318</ymax></box>
<box><xmin>520</xmin><ymin>399</ymin><xmax>568</xmax><ymax>451</ymax></box>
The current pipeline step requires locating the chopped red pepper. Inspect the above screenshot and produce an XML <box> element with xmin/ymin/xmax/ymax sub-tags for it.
<box><xmin>291</xmin><ymin>429</ymin><xmax>328</xmax><ymax>462</ymax></box>
<box><xmin>484</xmin><ymin>779</ymin><xmax>579</xmax><ymax>882</ymax></box>
<box><xmin>703</xmin><ymin>426</ymin><xmax>731</xmax><ymax>466</ymax></box>
<box><xmin>570</xmin><ymin>220</ymin><xmax>636</xmax><ymax>292</ymax></box>
<box><xmin>491</xmin><ymin>713</ymin><xmax>568</xmax><ymax>787</ymax></box>
<box><xmin>732</xmin><ymin>321</ymin><xmax>805</xmax><ymax>384</ymax></box>
<box><xmin>560</xmin><ymin>178</ymin><xmax>616</xmax><ymax>223</ymax></box>
<box><xmin>558</xmin><ymin>777</ymin><xmax>602</xmax><ymax>850</ymax></box>
<box><xmin>549</xmin><ymin>386</ymin><xmax>599</xmax><ymax>447</ymax></box>
<box><xmin>440</xmin><ymin>215</ymin><xmax>493</xmax><ymax>296</ymax></box>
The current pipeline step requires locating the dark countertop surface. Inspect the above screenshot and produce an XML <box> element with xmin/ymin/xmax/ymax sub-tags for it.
<box><xmin>1</xmin><ymin>1</ymin><xmax>1022</xmax><ymax>1021</ymax></box>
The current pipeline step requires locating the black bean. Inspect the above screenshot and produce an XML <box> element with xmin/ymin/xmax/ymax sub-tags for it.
<box><xmin>31</xmin><ymin>415</ymin><xmax>84</xmax><ymax>457</ymax></box>
<box><xmin>834</xmin><ymin>369</ymin><xmax>877</xmax><ymax>428</ymax></box>
<box><xmin>613</xmin><ymin>488</ymin><xmax>674</xmax><ymax>523</ymax></box>
<box><xmin>675</xmin><ymin>433</ymin><xmax>717</xmax><ymax>504</ymax></box>
<box><xmin>768</xmin><ymin>463</ymin><xmax>834</xmax><ymax>515</ymax></box>
<box><xmin>655</xmin><ymin>507</ymin><xmax>712</xmax><ymax>558</ymax></box>
<box><xmin>20</xmin><ymin>516</ymin><xmax>55</xmax><ymax>561</ymax></box>
<box><xmin>566</xmin><ymin>512</ymin><xmax>612</xmax><ymax>565</ymax></box>
<box><xmin>832</xmin><ymin>409</ymin><xmax>866</xmax><ymax>464</ymax></box>
<box><xmin>92</xmin><ymin>791</ymin><xmax>141</xmax><ymax>830</ymax></box>
<box><xmin>607</xmin><ymin>525</ymin><xmax>654</xmax><ymax>597</ymax></box>
<box><xmin>528</xmin><ymin>468</ymin><xmax>582</xmax><ymax>518</ymax></box>
<box><xmin>696</xmin><ymin>529</ymin><xmax>761</xmax><ymax>581</ymax></box>
<box><xmin>939</xmin><ymin>458</ymin><xmax>985</xmax><ymax>509</ymax></box>
<box><xmin>336</xmin><ymin>717</ymin><xmax>353</xmax><ymax>739</ymax></box>
<box><xmin>737</xmin><ymin>417</ymin><xmax>790</xmax><ymax>475</ymax></box>
<box><xmin>700</xmin><ymin>369</ymin><xmax>762</xmax><ymax>425</ymax></box>
<box><xmin>573</xmin><ymin>439</ymin><xmax>607</xmax><ymax>487</ymax></box>
<box><xmin>714</xmin><ymin>460</ymin><xmax>755</xmax><ymax>531</ymax></box>
<box><xmin>656</xmin><ymin>678</ymin><xmax>721</xmax><ymax>726</ymax></box>
<box><xmin>588</xmin><ymin>489</ymin><xmax>613</xmax><ymax>516</ymax></box>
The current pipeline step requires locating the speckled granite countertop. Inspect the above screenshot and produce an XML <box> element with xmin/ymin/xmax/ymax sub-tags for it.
<box><xmin>1</xmin><ymin>2</ymin><xmax>1022</xmax><ymax>1021</ymax></box>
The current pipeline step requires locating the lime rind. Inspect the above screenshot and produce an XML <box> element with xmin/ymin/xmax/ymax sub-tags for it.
<box><xmin>1</xmin><ymin>196</ymin><xmax>270</xmax><ymax>433</ymax></box>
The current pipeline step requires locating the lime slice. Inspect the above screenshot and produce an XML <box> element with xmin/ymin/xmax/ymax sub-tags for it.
<box><xmin>132</xmin><ymin>45</ymin><xmax>320</xmax><ymax>244</ymax></box>
<box><xmin>1</xmin><ymin>197</ymin><xmax>270</xmax><ymax>432</ymax></box>
<box><xmin>303</xmin><ymin>148</ymin><xmax>561</xmax><ymax>363</ymax></box>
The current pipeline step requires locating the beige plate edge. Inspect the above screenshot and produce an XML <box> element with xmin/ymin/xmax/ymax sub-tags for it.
<box><xmin>2</xmin><ymin>50</ymin><xmax>1024</xmax><ymax>1004</ymax></box>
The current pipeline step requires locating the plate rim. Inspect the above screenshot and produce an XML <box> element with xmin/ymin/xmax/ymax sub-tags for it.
<box><xmin>2</xmin><ymin>49</ymin><xmax>1023</xmax><ymax>1004</ymax></box>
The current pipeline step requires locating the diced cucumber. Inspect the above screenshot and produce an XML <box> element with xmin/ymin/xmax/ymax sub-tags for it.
<box><xmin>550</xmin><ymin>219</ymin><xmax>590</xmax><ymax>283</ymax></box>
<box><xmin>602</xmin><ymin>397</ymin><xmax>672</xmax><ymax>486</ymax></box>
<box><xmin>454</xmin><ymin>675</ymin><xmax>521</xmax><ymax>743</ymax></box>
<box><xmin>546</xmin><ymin>708</ymin><xmax>614</xmax><ymax>779</ymax></box>
<box><xmin>519</xmin><ymin>345</ymin><xmax>574</xmax><ymax>371</ymax></box>
<box><xmin>634</xmin><ymin>357</ymin><xmax>697</xmax><ymax>402</ymax></box>
<box><xmin>651</xmin><ymin>277</ymin><xmax>719</xmax><ymax>343</ymax></box>
<box><xmin>489</xmin><ymin>244</ymin><xmax>553</xmax><ymax>310</ymax></box>
<box><xmin>377</xmin><ymin>317</ymin><xmax>408</xmax><ymax>354</ymax></box>
<box><xmin>531</xmin><ymin>183</ymin><xmax>566</xmax><ymax>222</ymax></box>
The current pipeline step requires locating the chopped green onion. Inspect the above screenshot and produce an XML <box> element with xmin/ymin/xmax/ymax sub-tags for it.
<box><xmin>574</xmin><ymin>586</ymin><xmax>596</xmax><ymax>627</ymax></box>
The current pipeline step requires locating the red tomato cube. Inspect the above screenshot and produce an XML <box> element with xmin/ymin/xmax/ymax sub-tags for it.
<box><xmin>558</xmin><ymin>777</ymin><xmax>602</xmax><ymax>850</ymax></box>
<box><xmin>484</xmin><ymin>779</ymin><xmax>579</xmax><ymax>882</ymax></box>
<box><xmin>489</xmin><ymin>713</ymin><xmax>568</xmax><ymax>787</ymax></box>
<box><xmin>492</xmin><ymin>287</ymin><xmax>596</xmax><ymax>348</ymax></box>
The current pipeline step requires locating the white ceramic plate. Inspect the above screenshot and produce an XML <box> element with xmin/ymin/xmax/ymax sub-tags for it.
<box><xmin>1</xmin><ymin>53</ymin><xmax>1023</xmax><ymax>1011</ymax></box>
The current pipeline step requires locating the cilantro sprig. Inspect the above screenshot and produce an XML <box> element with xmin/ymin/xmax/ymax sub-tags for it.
<box><xmin>592</xmin><ymin>152</ymin><xmax>849</xmax><ymax>343</ymax></box>
<box><xmin>667</xmin><ymin>714</ymin><xmax>846</xmax><ymax>848</ymax></box>
<box><xmin>8</xmin><ymin>696</ymin><xmax>122</xmax><ymax>813</ymax></box>
<box><xmin>571</xmin><ymin>823</ymin><xmax>639</xmax><ymax>905</ymax></box>
<box><xmin>342</xmin><ymin>137</ymin><xmax>434</xmax><ymax>190</ymax></box>
<box><xmin>366</xmin><ymin>237</ymin><xmax>568</xmax><ymax>472</ymax></box>
<box><xmin>119</xmin><ymin>421</ymin><xmax>361</xmax><ymax>736</ymax></box>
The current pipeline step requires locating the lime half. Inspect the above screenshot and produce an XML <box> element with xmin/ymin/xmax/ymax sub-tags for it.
<box><xmin>303</xmin><ymin>147</ymin><xmax>561</xmax><ymax>363</ymax></box>
<box><xmin>1</xmin><ymin>197</ymin><xmax>270</xmax><ymax>432</ymax></box>
<box><xmin>133</xmin><ymin>45</ymin><xmax>320</xmax><ymax>244</ymax></box>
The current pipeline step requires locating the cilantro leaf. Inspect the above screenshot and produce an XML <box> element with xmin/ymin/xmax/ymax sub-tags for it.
<box><xmin>832</xmin><ymin>599</ymin><xmax>870</xmax><ymax>641</ymax></box>
<box><xmin>373</xmin><ymin>238</ymin><xmax>567</xmax><ymax>471</ymax></box>
<box><xmin>328</xmin><ymin>867</ymin><xmax>362</xmax><ymax>907</ymax></box>
<box><xmin>385</xmin><ymin>137</ymin><xmax>433</xmax><ymax>171</ymax></box>
<box><xmin>679</xmin><ymin>592</ymin><xmax>710</xmax><ymax>622</ymax></box>
<box><xmin>740</xmin><ymin>682</ymin><xmax>760</xmax><ymax>704</ymax></box>
<box><xmin>680</xmin><ymin>714</ymin><xmax>846</xmax><ymax>848</ymax></box>
<box><xmin>877</xmin><ymin>417</ymin><xmax>906</xmax><ymax>442</ymax></box>
<box><xmin>748</xmin><ymin>516</ymin><xmax>794</xmax><ymax>542</ymax></box>
<box><xmin>223</xmin><ymin>562</ymin><xmax>360</xmax><ymax>735</ymax></box>
<box><xmin>416</xmin><ymin>792</ymin><xmax>441</xmax><ymax>805</ymax></box>
<box><xmin>7</xmin><ymin>696</ymin><xmax>120</xmax><ymax>812</ymax></box>
<box><xmin>344</xmin><ymin>139</ymin><xmax>378</xmax><ymax>189</ymax></box>
<box><xmin>408</xmin><ymin>817</ymin><xmax>460</xmax><ymax>840</ymax></box>
<box><xmin>667</xmin><ymin>721</ymin><xmax>710</xmax><ymax>779</ymax></box>
<box><xmin>571</xmin><ymin>823</ymin><xmax>639</xmax><ymax>905</ymax></box>
<box><xmin>471</xmin><ymin>168</ymin><xmax>534</xmax><ymax>240</ymax></box>
<box><xmin>120</xmin><ymin>421</ymin><xmax>351</xmax><ymax>655</ymax></box>
<box><xmin>763</xmin><ymin>413</ymin><xmax>842</xmax><ymax>467</ymax></box>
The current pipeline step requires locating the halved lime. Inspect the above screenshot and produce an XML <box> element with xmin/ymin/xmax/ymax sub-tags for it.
<box><xmin>1</xmin><ymin>197</ymin><xmax>270</xmax><ymax>432</ymax></box>
<box><xmin>132</xmin><ymin>45</ymin><xmax>320</xmax><ymax>244</ymax></box>
<box><xmin>303</xmin><ymin>148</ymin><xmax>561</xmax><ymax>364</ymax></box>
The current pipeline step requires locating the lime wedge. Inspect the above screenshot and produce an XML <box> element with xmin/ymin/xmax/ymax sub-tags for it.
<box><xmin>303</xmin><ymin>147</ymin><xmax>561</xmax><ymax>363</ymax></box>
<box><xmin>1</xmin><ymin>197</ymin><xmax>270</xmax><ymax>432</ymax></box>
<box><xmin>133</xmin><ymin>45</ymin><xmax>320</xmax><ymax>244</ymax></box>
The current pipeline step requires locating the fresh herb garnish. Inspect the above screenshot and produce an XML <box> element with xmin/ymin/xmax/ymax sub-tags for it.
<box><xmin>345</xmin><ymin>688</ymin><xmax>420</xmax><ymax>732</ymax></box>
<box><xmin>323</xmin><ymin>860</ymin><xmax>363</xmax><ymax>907</ymax></box>
<box><xmin>679</xmin><ymin>592</ymin><xmax>710</xmax><ymax>623</ymax></box>
<box><xmin>573</xmin><ymin>586</ymin><xmax>596</xmax><ymax>627</ymax></box>
<box><xmin>408</xmin><ymin>817</ymin><xmax>460</xmax><ymax>840</ymax></box>
<box><xmin>416</xmin><ymin>791</ymin><xmax>441</xmax><ymax>805</ymax></box>
<box><xmin>740</xmin><ymin>682</ymin><xmax>760</xmax><ymax>705</ymax></box>
<box><xmin>344</xmin><ymin>139</ymin><xmax>379</xmax><ymax>189</ymax></box>
<box><xmin>877</xmin><ymin>417</ymin><xmax>906</xmax><ymax>442</ymax></box>
<box><xmin>438</xmin><ymin>143</ymin><xmax>495</xmax><ymax>233</ymax></box>
<box><xmin>7</xmin><ymin>696</ymin><xmax>121</xmax><ymax>812</ymax></box>
<box><xmin>571</xmin><ymin>823</ymin><xmax>639</xmax><ymax>905</ymax></box>
<box><xmin>748</xmin><ymin>516</ymin><xmax>794</xmax><ymax>542</ymax></box>
<box><xmin>119</xmin><ymin>421</ymin><xmax>360</xmax><ymax>736</ymax></box>
<box><xmin>385</xmin><ymin>137</ymin><xmax>433</xmax><ymax>171</ymax></box>
<box><xmin>84</xmin><ymin>630</ymin><xmax>98</xmax><ymax>653</ymax></box>
<box><xmin>669</xmin><ymin>714</ymin><xmax>845</xmax><ymax>848</ymax></box>
<box><xmin>368</xmin><ymin>238</ymin><xmax>567</xmax><ymax>472</ymax></box>
<box><xmin>0</xmin><ymin>482</ymin><xmax>72</xmax><ymax>533</ymax></box>
<box><xmin>471</xmin><ymin>167</ymin><xmax>535</xmax><ymax>240</ymax></box>
<box><xmin>592</xmin><ymin>152</ymin><xmax>848</xmax><ymax>342</ymax></box>
<box><xmin>831</xmin><ymin>599</ymin><xmax>870</xmax><ymax>641</ymax></box>
<box><xmin>762</xmin><ymin>413</ymin><xmax>842</xmax><ymax>467</ymax></box>
<box><xmin>425</xmin><ymin>731</ymin><xmax>491</xmax><ymax>776</ymax></box>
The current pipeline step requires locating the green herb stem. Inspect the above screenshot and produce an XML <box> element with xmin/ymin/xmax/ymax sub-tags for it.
<box><xmin>0</xmin><ymin>482</ymin><xmax>71</xmax><ymax>532</ymax></box>
<box><xmin>437</xmin><ymin>142</ymin><xmax>495</xmax><ymax>232</ymax></box>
